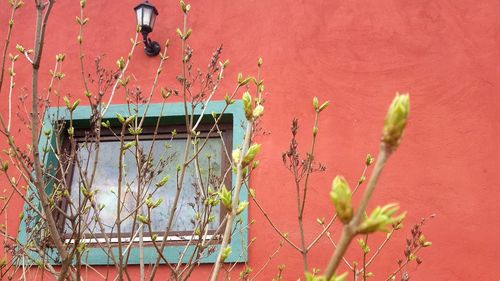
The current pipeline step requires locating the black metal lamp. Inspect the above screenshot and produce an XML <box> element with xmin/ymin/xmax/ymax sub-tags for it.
<box><xmin>134</xmin><ymin>1</ymin><xmax>161</xmax><ymax>56</ymax></box>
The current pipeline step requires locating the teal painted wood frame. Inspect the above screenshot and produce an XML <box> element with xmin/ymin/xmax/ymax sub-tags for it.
<box><xmin>16</xmin><ymin>100</ymin><xmax>248</xmax><ymax>265</ymax></box>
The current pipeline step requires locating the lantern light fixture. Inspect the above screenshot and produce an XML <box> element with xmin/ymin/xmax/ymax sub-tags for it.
<box><xmin>134</xmin><ymin>1</ymin><xmax>161</xmax><ymax>56</ymax></box>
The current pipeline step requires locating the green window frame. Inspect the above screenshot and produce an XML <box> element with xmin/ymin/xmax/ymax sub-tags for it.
<box><xmin>16</xmin><ymin>100</ymin><xmax>248</xmax><ymax>265</ymax></box>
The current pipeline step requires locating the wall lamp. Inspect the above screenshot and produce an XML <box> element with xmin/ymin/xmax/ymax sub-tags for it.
<box><xmin>134</xmin><ymin>1</ymin><xmax>160</xmax><ymax>56</ymax></box>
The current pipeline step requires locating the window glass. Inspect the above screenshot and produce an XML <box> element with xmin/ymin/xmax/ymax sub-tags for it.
<box><xmin>65</xmin><ymin>137</ymin><xmax>222</xmax><ymax>237</ymax></box>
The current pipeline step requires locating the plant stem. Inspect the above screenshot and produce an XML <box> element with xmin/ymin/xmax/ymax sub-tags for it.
<box><xmin>324</xmin><ymin>144</ymin><xmax>392</xmax><ymax>279</ymax></box>
<box><xmin>209</xmin><ymin>121</ymin><xmax>253</xmax><ymax>281</ymax></box>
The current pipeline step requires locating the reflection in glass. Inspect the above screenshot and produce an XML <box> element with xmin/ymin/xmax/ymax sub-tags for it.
<box><xmin>66</xmin><ymin>137</ymin><xmax>222</xmax><ymax>238</ymax></box>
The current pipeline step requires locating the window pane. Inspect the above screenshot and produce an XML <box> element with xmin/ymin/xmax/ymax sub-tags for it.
<box><xmin>66</xmin><ymin>137</ymin><xmax>223</xmax><ymax>238</ymax></box>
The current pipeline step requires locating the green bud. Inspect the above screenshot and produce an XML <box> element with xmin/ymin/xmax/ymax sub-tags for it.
<box><xmin>243</xmin><ymin>144</ymin><xmax>261</xmax><ymax>166</ymax></box>
<box><xmin>155</xmin><ymin>175</ymin><xmax>170</xmax><ymax>188</ymax></box>
<box><xmin>160</xmin><ymin>88</ymin><xmax>171</xmax><ymax>99</ymax></box>
<box><xmin>422</xmin><ymin>241</ymin><xmax>432</xmax><ymax>247</ymax></box>
<box><xmin>382</xmin><ymin>93</ymin><xmax>410</xmax><ymax>148</ymax></box>
<box><xmin>251</xmin><ymin>160</ymin><xmax>259</xmax><ymax>170</ymax></box>
<box><xmin>136</xmin><ymin>214</ymin><xmax>149</xmax><ymax>224</ymax></box>
<box><xmin>56</xmin><ymin>53</ymin><xmax>65</xmax><ymax>62</ymax></box>
<box><xmin>63</xmin><ymin>96</ymin><xmax>71</xmax><ymax>109</ymax></box>
<box><xmin>252</xmin><ymin>104</ymin><xmax>264</xmax><ymax>119</ymax></box>
<box><xmin>257</xmin><ymin>57</ymin><xmax>263</xmax><ymax>67</ymax></box>
<box><xmin>221</xmin><ymin>246</ymin><xmax>232</xmax><ymax>262</ymax></box>
<box><xmin>122</xmin><ymin>141</ymin><xmax>137</xmax><ymax>151</ymax></box>
<box><xmin>242</xmin><ymin>91</ymin><xmax>253</xmax><ymax>120</ymax></box>
<box><xmin>185</xmin><ymin>28</ymin><xmax>192</xmax><ymax>40</ymax></box>
<box><xmin>219</xmin><ymin>185</ymin><xmax>232</xmax><ymax>211</ymax></box>
<box><xmin>365</xmin><ymin>154</ymin><xmax>374</xmax><ymax>166</ymax></box>
<box><xmin>116</xmin><ymin>113</ymin><xmax>125</xmax><ymax>124</ymax></box>
<box><xmin>116</xmin><ymin>57</ymin><xmax>125</xmax><ymax>70</ymax></box>
<box><xmin>180</xmin><ymin>0</ymin><xmax>187</xmax><ymax>12</ymax></box>
<box><xmin>419</xmin><ymin>234</ymin><xmax>432</xmax><ymax>247</ymax></box>
<box><xmin>128</xmin><ymin>127</ymin><xmax>143</xmax><ymax>135</ymax></box>
<box><xmin>357</xmin><ymin>238</ymin><xmax>370</xmax><ymax>254</ymax></box>
<box><xmin>15</xmin><ymin>44</ymin><xmax>24</xmax><ymax>53</ymax></box>
<box><xmin>176</xmin><ymin>28</ymin><xmax>183</xmax><ymax>39</ymax></box>
<box><xmin>318</xmin><ymin>101</ymin><xmax>329</xmax><ymax>112</ymax></box>
<box><xmin>124</xmin><ymin>114</ymin><xmax>136</xmax><ymax>125</ymax></box>
<box><xmin>232</xmin><ymin>148</ymin><xmax>241</xmax><ymax>164</ymax></box>
<box><xmin>224</xmin><ymin>93</ymin><xmax>234</xmax><ymax>105</ymax></box>
<box><xmin>330</xmin><ymin>176</ymin><xmax>353</xmax><ymax>224</ymax></box>
<box><xmin>145</xmin><ymin>196</ymin><xmax>154</xmax><ymax>208</ymax></box>
<box><xmin>313</xmin><ymin>126</ymin><xmax>318</xmax><ymax>137</ymax></box>
<box><xmin>119</xmin><ymin>76</ymin><xmax>130</xmax><ymax>87</ymax></box>
<box><xmin>258</xmin><ymin>84</ymin><xmax>265</xmax><ymax>93</ymax></box>
<box><xmin>236</xmin><ymin>201</ymin><xmax>248</xmax><ymax>215</ymax></box>
<box><xmin>239</xmin><ymin>76</ymin><xmax>252</xmax><ymax>86</ymax></box>
<box><xmin>71</xmin><ymin>99</ymin><xmax>80</xmax><ymax>111</ymax></box>
<box><xmin>1</xmin><ymin>161</ymin><xmax>9</xmax><ymax>172</ymax></box>
<box><xmin>313</xmin><ymin>96</ymin><xmax>319</xmax><ymax>110</ymax></box>
<box><xmin>358</xmin><ymin>203</ymin><xmax>406</xmax><ymax>234</ymax></box>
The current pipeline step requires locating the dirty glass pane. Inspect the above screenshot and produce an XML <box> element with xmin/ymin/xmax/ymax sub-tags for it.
<box><xmin>66</xmin><ymin>137</ymin><xmax>223</xmax><ymax>238</ymax></box>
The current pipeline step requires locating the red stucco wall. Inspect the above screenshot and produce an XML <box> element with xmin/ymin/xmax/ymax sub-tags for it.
<box><xmin>1</xmin><ymin>0</ymin><xmax>499</xmax><ymax>280</ymax></box>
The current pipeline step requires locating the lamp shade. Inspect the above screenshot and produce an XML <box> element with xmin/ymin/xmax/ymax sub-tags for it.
<box><xmin>134</xmin><ymin>1</ymin><xmax>158</xmax><ymax>33</ymax></box>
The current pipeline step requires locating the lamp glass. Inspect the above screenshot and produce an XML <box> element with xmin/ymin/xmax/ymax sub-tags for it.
<box><xmin>142</xmin><ymin>7</ymin><xmax>152</xmax><ymax>27</ymax></box>
<box><xmin>135</xmin><ymin>7</ymin><xmax>143</xmax><ymax>27</ymax></box>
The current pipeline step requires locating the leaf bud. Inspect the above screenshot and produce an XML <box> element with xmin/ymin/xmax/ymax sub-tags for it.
<box><xmin>236</xmin><ymin>201</ymin><xmax>248</xmax><ymax>215</ymax></box>
<box><xmin>219</xmin><ymin>185</ymin><xmax>232</xmax><ymax>211</ymax></box>
<box><xmin>312</xmin><ymin>126</ymin><xmax>318</xmax><ymax>137</ymax></box>
<box><xmin>221</xmin><ymin>246</ymin><xmax>232</xmax><ymax>262</ymax></box>
<box><xmin>15</xmin><ymin>44</ymin><xmax>24</xmax><ymax>53</ymax></box>
<box><xmin>116</xmin><ymin>57</ymin><xmax>125</xmax><ymax>70</ymax></box>
<box><xmin>155</xmin><ymin>175</ymin><xmax>170</xmax><ymax>188</ymax></box>
<box><xmin>382</xmin><ymin>93</ymin><xmax>410</xmax><ymax>148</ymax></box>
<box><xmin>243</xmin><ymin>144</ymin><xmax>261</xmax><ymax>166</ymax></box>
<box><xmin>136</xmin><ymin>214</ymin><xmax>149</xmax><ymax>224</ymax></box>
<box><xmin>252</xmin><ymin>104</ymin><xmax>264</xmax><ymax>119</ymax></box>
<box><xmin>318</xmin><ymin>101</ymin><xmax>329</xmax><ymax>112</ymax></box>
<box><xmin>358</xmin><ymin>203</ymin><xmax>407</xmax><ymax>234</ymax></box>
<box><xmin>330</xmin><ymin>176</ymin><xmax>353</xmax><ymax>224</ymax></box>
<box><xmin>180</xmin><ymin>0</ymin><xmax>187</xmax><ymax>12</ymax></box>
<box><xmin>1</xmin><ymin>161</ymin><xmax>9</xmax><ymax>172</ymax></box>
<box><xmin>185</xmin><ymin>28</ymin><xmax>192</xmax><ymax>40</ymax></box>
<box><xmin>115</xmin><ymin>113</ymin><xmax>125</xmax><ymax>124</ymax></box>
<box><xmin>242</xmin><ymin>91</ymin><xmax>253</xmax><ymax>120</ymax></box>
<box><xmin>313</xmin><ymin>96</ymin><xmax>319</xmax><ymax>110</ymax></box>
<box><xmin>176</xmin><ymin>28</ymin><xmax>183</xmax><ymax>39</ymax></box>
<box><xmin>232</xmin><ymin>148</ymin><xmax>241</xmax><ymax>164</ymax></box>
<box><xmin>365</xmin><ymin>154</ymin><xmax>374</xmax><ymax>166</ymax></box>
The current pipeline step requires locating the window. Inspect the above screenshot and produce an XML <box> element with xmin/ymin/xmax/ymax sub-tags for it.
<box><xmin>17</xmin><ymin>101</ymin><xmax>248</xmax><ymax>265</ymax></box>
<box><xmin>60</xmin><ymin>124</ymin><xmax>230</xmax><ymax>244</ymax></box>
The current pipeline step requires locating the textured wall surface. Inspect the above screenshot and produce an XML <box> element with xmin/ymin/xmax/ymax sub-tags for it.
<box><xmin>1</xmin><ymin>0</ymin><xmax>499</xmax><ymax>280</ymax></box>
